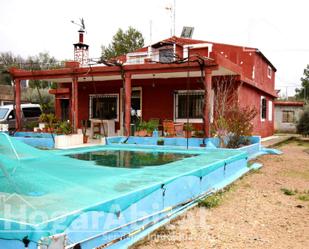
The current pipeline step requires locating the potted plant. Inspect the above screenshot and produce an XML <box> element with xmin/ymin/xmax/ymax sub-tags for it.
<box><xmin>146</xmin><ymin>119</ymin><xmax>159</xmax><ymax>137</ymax></box>
<box><xmin>157</xmin><ymin>138</ymin><xmax>164</xmax><ymax>145</ymax></box>
<box><xmin>81</xmin><ymin>120</ymin><xmax>89</xmax><ymax>144</ymax></box>
<box><xmin>136</xmin><ymin>121</ymin><xmax>148</xmax><ymax>137</ymax></box>
<box><xmin>54</xmin><ymin>121</ymin><xmax>83</xmax><ymax>148</ymax></box>
<box><xmin>183</xmin><ymin>123</ymin><xmax>193</xmax><ymax>138</ymax></box>
<box><xmin>39</xmin><ymin>113</ymin><xmax>48</xmax><ymax>130</ymax></box>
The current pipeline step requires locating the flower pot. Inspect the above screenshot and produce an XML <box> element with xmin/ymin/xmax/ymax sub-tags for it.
<box><xmin>83</xmin><ymin>135</ymin><xmax>89</xmax><ymax>144</ymax></box>
<box><xmin>157</xmin><ymin>140</ymin><xmax>164</xmax><ymax>146</ymax></box>
<box><xmin>185</xmin><ymin>131</ymin><xmax>192</xmax><ymax>138</ymax></box>
<box><xmin>138</xmin><ymin>130</ymin><xmax>147</xmax><ymax>137</ymax></box>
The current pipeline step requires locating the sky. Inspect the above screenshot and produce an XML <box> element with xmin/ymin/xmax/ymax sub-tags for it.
<box><xmin>1</xmin><ymin>0</ymin><xmax>309</xmax><ymax>97</ymax></box>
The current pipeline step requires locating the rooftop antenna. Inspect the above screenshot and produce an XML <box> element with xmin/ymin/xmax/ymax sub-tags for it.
<box><xmin>149</xmin><ymin>20</ymin><xmax>153</xmax><ymax>45</ymax></box>
<box><xmin>165</xmin><ymin>0</ymin><xmax>176</xmax><ymax>36</ymax></box>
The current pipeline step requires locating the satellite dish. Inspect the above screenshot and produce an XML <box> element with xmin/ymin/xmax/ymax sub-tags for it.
<box><xmin>181</xmin><ymin>26</ymin><xmax>194</xmax><ymax>38</ymax></box>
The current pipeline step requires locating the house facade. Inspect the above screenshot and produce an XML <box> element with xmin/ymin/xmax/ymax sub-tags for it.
<box><xmin>9</xmin><ymin>35</ymin><xmax>277</xmax><ymax>137</ymax></box>
<box><xmin>274</xmin><ymin>101</ymin><xmax>305</xmax><ymax>133</ymax></box>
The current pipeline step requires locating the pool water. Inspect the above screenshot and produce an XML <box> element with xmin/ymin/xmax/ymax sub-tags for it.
<box><xmin>67</xmin><ymin>150</ymin><xmax>197</xmax><ymax>168</ymax></box>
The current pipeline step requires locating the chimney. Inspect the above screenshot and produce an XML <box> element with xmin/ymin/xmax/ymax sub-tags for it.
<box><xmin>79</xmin><ymin>30</ymin><xmax>84</xmax><ymax>44</ymax></box>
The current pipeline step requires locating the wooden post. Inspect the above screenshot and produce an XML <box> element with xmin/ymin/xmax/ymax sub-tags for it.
<box><xmin>203</xmin><ymin>69</ymin><xmax>212</xmax><ymax>137</ymax></box>
<box><xmin>71</xmin><ymin>77</ymin><xmax>79</xmax><ymax>132</ymax></box>
<box><xmin>124</xmin><ymin>73</ymin><xmax>132</xmax><ymax>136</ymax></box>
<box><xmin>15</xmin><ymin>79</ymin><xmax>21</xmax><ymax>131</ymax></box>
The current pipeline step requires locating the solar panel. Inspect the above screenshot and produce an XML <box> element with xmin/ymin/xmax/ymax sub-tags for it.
<box><xmin>181</xmin><ymin>26</ymin><xmax>194</xmax><ymax>38</ymax></box>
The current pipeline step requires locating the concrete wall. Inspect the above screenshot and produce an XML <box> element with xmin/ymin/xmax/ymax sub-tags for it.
<box><xmin>274</xmin><ymin>105</ymin><xmax>304</xmax><ymax>133</ymax></box>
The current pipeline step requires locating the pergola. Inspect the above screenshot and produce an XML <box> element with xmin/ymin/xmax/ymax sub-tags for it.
<box><xmin>9</xmin><ymin>52</ymin><xmax>242</xmax><ymax>137</ymax></box>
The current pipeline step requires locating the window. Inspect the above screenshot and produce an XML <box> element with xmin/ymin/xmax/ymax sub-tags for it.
<box><xmin>268</xmin><ymin>100</ymin><xmax>273</xmax><ymax>121</ymax></box>
<box><xmin>22</xmin><ymin>107</ymin><xmax>41</xmax><ymax>118</ymax></box>
<box><xmin>90</xmin><ymin>94</ymin><xmax>118</xmax><ymax>120</ymax></box>
<box><xmin>7</xmin><ymin>110</ymin><xmax>15</xmax><ymax>120</ymax></box>
<box><xmin>282</xmin><ymin>110</ymin><xmax>294</xmax><ymax>123</ymax></box>
<box><xmin>0</xmin><ymin>108</ymin><xmax>9</xmax><ymax>119</ymax></box>
<box><xmin>267</xmin><ymin>66</ymin><xmax>272</xmax><ymax>79</ymax></box>
<box><xmin>261</xmin><ymin>97</ymin><xmax>267</xmax><ymax>121</ymax></box>
<box><xmin>159</xmin><ymin>48</ymin><xmax>174</xmax><ymax>63</ymax></box>
<box><xmin>174</xmin><ymin>91</ymin><xmax>204</xmax><ymax>122</ymax></box>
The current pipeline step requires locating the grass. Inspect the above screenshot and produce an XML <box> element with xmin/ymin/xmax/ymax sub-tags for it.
<box><xmin>273</xmin><ymin>137</ymin><xmax>297</xmax><ymax>148</ymax></box>
<box><xmin>280</xmin><ymin>169</ymin><xmax>309</xmax><ymax>181</ymax></box>
<box><xmin>280</xmin><ymin>188</ymin><xmax>297</xmax><ymax>196</ymax></box>
<box><xmin>198</xmin><ymin>193</ymin><xmax>222</xmax><ymax>208</ymax></box>
<box><xmin>198</xmin><ymin>184</ymin><xmax>237</xmax><ymax>209</ymax></box>
<box><xmin>273</xmin><ymin>137</ymin><xmax>309</xmax><ymax>149</ymax></box>
<box><xmin>298</xmin><ymin>194</ymin><xmax>309</xmax><ymax>201</ymax></box>
<box><xmin>280</xmin><ymin>188</ymin><xmax>309</xmax><ymax>201</ymax></box>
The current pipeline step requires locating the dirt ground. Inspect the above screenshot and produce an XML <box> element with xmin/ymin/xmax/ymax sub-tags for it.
<box><xmin>131</xmin><ymin>140</ymin><xmax>309</xmax><ymax>249</ymax></box>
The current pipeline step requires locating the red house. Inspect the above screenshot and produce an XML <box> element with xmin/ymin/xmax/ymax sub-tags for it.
<box><xmin>10</xmin><ymin>33</ymin><xmax>277</xmax><ymax>138</ymax></box>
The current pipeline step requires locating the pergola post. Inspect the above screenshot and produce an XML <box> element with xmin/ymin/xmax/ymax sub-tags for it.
<box><xmin>203</xmin><ymin>69</ymin><xmax>212</xmax><ymax>137</ymax></box>
<box><xmin>15</xmin><ymin>79</ymin><xmax>22</xmax><ymax>131</ymax></box>
<box><xmin>71</xmin><ymin>77</ymin><xmax>79</xmax><ymax>132</ymax></box>
<box><xmin>124</xmin><ymin>73</ymin><xmax>132</xmax><ymax>136</ymax></box>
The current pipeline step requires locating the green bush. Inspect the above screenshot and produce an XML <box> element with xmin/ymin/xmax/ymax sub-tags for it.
<box><xmin>297</xmin><ymin>110</ymin><xmax>309</xmax><ymax>137</ymax></box>
<box><xmin>280</xmin><ymin>188</ymin><xmax>297</xmax><ymax>196</ymax></box>
<box><xmin>198</xmin><ymin>193</ymin><xmax>221</xmax><ymax>208</ymax></box>
<box><xmin>56</xmin><ymin>121</ymin><xmax>72</xmax><ymax>135</ymax></box>
<box><xmin>25</xmin><ymin>121</ymin><xmax>39</xmax><ymax>131</ymax></box>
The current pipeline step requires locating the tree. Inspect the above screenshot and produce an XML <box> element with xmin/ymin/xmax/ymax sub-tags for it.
<box><xmin>101</xmin><ymin>26</ymin><xmax>144</xmax><ymax>60</ymax></box>
<box><xmin>26</xmin><ymin>52</ymin><xmax>57</xmax><ymax>89</ymax></box>
<box><xmin>295</xmin><ymin>64</ymin><xmax>309</xmax><ymax>102</ymax></box>
<box><xmin>211</xmin><ymin>76</ymin><xmax>257</xmax><ymax>148</ymax></box>
<box><xmin>0</xmin><ymin>52</ymin><xmax>24</xmax><ymax>85</ymax></box>
<box><xmin>297</xmin><ymin>108</ymin><xmax>309</xmax><ymax>137</ymax></box>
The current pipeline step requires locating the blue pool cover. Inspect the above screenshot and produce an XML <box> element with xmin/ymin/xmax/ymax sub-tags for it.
<box><xmin>0</xmin><ymin>133</ymin><xmax>250</xmax><ymax>248</ymax></box>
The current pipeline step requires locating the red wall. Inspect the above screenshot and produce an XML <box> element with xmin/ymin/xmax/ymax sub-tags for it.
<box><xmin>211</xmin><ymin>43</ymin><xmax>275</xmax><ymax>93</ymax></box>
<box><xmin>73</xmin><ymin>78</ymin><xmax>204</xmax><ymax>131</ymax></box>
<box><xmin>55</xmin><ymin>76</ymin><xmax>274</xmax><ymax>137</ymax></box>
<box><xmin>238</xmin><ymin>84</ymin><xmax>274</xmax><ymax>137</ymax></box>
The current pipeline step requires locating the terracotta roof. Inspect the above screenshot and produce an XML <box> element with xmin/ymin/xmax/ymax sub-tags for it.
<box><xmin>274</xmin><ymin>101</ymin><xmax>305</xmax><ymax>106</ymax></box>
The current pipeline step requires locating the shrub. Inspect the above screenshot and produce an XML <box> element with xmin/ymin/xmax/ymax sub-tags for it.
<box><xmin>157</xmin><ymin>139</ymin><xmax>164</xmax><ymax>145</ymax></box>
<box><xmin>297</xmin><ymin>110</ymin><xmax>309</xmax><ymax>137</ymax></box>
<box><xmin>136</xmin><ymin>121</ymin><xmax>147</xmax><ymax>131</ymax></box>
<box><xmin>220</xmin><ymin>106</ymin><xmax>257</xmax><ymax>148</ymax></box>
<box><xmin>146</xmin><ymin>119</ymin><xmax>159</xmax><ymax>133</ymax></box>
<box><xmin>280</xmin><ymin>188</ymin><xmax>297</xmax><ymax>196</ymax></box>
<box><xmin>198</xmin><ymin>193</ymin><xmax>222</xmax><ymax>208</ymax></box>
<box><xmin>25</xmin><ymin>121</ymin><xmax>39</xmax><ymax>131</ymax></box>
<box><xmin>39</xmin><ymin>113</ymin><xmax>48</xmax><ymax>123</ymax></box>
<box><xmin>56</xmin><ymin>121</ymin><xmax>72</xmax><ymax>135</ymax></box>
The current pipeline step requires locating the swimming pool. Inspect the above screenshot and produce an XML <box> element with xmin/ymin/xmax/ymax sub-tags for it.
<box><xmin>0</xmin><ymin>134</ymin><xmax>251</xmax><ymax>249</ymax></box>
<box><xmin>67</xmin><ymin>150</ymin><xmax>198</xmax><ymax>168</ymax></box>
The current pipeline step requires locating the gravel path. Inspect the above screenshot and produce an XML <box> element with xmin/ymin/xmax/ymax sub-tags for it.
<box><xmin>131</xmin><ymin>140</ymin><xmax>309</xmax><ymax>249</ymax></box>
